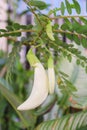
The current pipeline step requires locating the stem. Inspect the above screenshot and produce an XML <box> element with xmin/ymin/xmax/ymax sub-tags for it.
<box><xmin>1</xmin><ymin>29</ymin><xmax>87</xmax><ymax>42</ymax></box>
<box><xmin>50</xmin><ymin>15</ymin><xmax>87</xmax><ymax>20</ymax></box>
<box><xmin>29</xmin><ymin>5</ymin><xmax>42</xmax><ymax>25</ymax></box>
<box><xmin>31</xmin><ymin>27</ymin><xmax>44</xmax><ymax>45</ymax></box>
<box><xmin>24</xmin><ymin>0</ymin><xmax>42</xmax><ymax>25</ymax></box>
<box><xmin>34</xmin><ymin>43</ymin><xmax>42</xmax><ymax>48</ymax></box>
<box><xmin>0</xmin><ymin>29</ymin><xmax>35</xmax><ymax>37</ymax></box>
<box><xmin>54</xmin><ymin>29</ymin><xmax>87</xmax><ymax>39</ymax></box>
<box><xmin>7</xmin><ymin>37</ymin><xmax>17</xmax><ymax>42</ymax></box>
<box><xmin>44</xmin><ymin>46</ymin><xmax>52</xmax><ymax>55</ymax></box>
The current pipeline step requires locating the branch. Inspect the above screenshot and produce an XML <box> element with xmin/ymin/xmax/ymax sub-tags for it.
<box><xmin>7</xmin><ymin>37</ymin><xmax>17</xmax><ymax>42</ymax></box>
<box><xmin>50</xmin><ymin>15</ymin><xmax>87</xmax><ymax>20</ymax></box>
<box><xmin>54</xmin><ymin>29</ymin><xmax>87</xmax><ymax>39</ymax></box>
<box><xmin>23</xmin><ymin>0</ymin><xmax>42</xmax><ymax>25</ymax></box>
<box><xmin>1</xmin><ymin>29</ymin><xmax>87</xmax><ymax>41</ymax></box>
<box><xmin>0</xmin><ymin>29</ymin><xmax>35</xmax><ymax>37</ymax></box>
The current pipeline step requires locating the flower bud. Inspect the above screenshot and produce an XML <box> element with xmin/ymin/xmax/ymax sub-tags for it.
<box><xmin>48</xmin><ymin>56</ymin><xmax>55</xmax><ymax>94</ymax></box>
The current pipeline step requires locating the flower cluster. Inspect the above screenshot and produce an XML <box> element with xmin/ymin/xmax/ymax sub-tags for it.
<box><xmin>17</xmin><ymin>49</ymin><xmax>55</xmax><ymax>111</ymax></box>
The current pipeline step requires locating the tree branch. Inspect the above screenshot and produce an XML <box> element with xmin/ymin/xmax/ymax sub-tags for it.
<box><xmin>50</xmin><ymin>15</ymin><xmax>87</xmax><ymax>20</ymax></box>
<box><xmin>0</xmin><ymin>29</ymin><xmax>35</xmax><ymax>37</ymax></box>
<box><xmin>54</xmin><ymin>29</ymin><xmax>87</xmax><ymax>39</ymax></box>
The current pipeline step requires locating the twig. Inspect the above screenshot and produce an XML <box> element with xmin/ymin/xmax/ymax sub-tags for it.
<box><xmin>6</xmin><ymin>37</ymin><xmax>17</xmax><ymax>42</ymax></box>
<box><xmin>24</xmin><ymin>0</ymin><xmax>42</xmax><ymax>25</ymax></box>
<box><xmin>54</xmin><ymin>29</ymin><xmax>87</xmax><ymax>39</ymax></box>
<box><xmin>1</xmin><ymin>29</ymin><xmax>87</xmax><ymax>41</ymax></box>
<box><xmin>50</xmin><ymin>15</ymin><xmax>87</xmax><ymax>20</ymax></box>
<box><xmin>0</xmin><ymin>29</ymin><xmax>35</xmax><ymax>37</ymax></box>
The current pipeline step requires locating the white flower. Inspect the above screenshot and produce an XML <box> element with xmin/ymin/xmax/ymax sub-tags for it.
<box><xmin>17</xmin><ymin>49</ymin><xmax>48</xmax><ymax>110</ymax></box>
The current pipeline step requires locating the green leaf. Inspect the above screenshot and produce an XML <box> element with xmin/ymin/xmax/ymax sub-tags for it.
<box><xmin>0</xmin><ymin>78</ymin><xmax>33</xmax><ymax>128</ymax></box>
<box><xmin>81</xmin><ymin>62</ymin><xmax>85</xmax><ymax>68</ymax></box>
<box><xmin>29</xmin><ymin>0</ymin><xmax>47</xmax><ymax>10</ymax></box>
<box><xmin>66</xmin><ymin>33</ymin><xmax>73</xmax><ymax>41</ymax></box>
<box><xmin>53</xmin><ymin>23</ymin><xmax>59</xmax><ymax>30</ymax></box>
<box><xmin>62</xmin><ymin>50</ymin><xmax>67</xmax><ymax>57</ymax></box>
<box><xmin>77</xmin><ymin>126</ymin><xmax>87</xmax><ymax>130</ymax></box>
<box><xmin>72</xmin><ymin>18</ymin><xmax>81</xmax><ymax>32</ymax></box>
<box><xmin>61</xmin><ymin>23</ymin><xmax>69</xmax><ymax>30</ymax></box>
<box><xmin>76</xmin><ymin>59</ymin><xmax>80</xmax><ymax>65</ymax></box>
<box><xmin>34</xmin><ymin>17</ymin><xmax>42</xmax><ymax>32</ymax></box>
<box><xmin>73</xmin><ymin>35</ymin><xmax>80</xmax><ymax>45</ymax></box>
<box><xmin>65</xmin><ymin>0</ymin><xmax>72</xmax><ymax>14</ymax></box>
<box><xmin>35</xmin><ymin>111</ymin><xmax>87</xmax><ymax>130</ymax></box>
<box><xmin>64</xmin><ymin>18</ymin><xmax>73</xmax><ymax>31</ymax></box>
<box><xmin>0</xmin><ymin>29</ymin><xmax>7</xmax><ymax>32</ymax></box>
<box><xmin>85</xmin><ymin>66</ymin><xmax>87</xmax><ymax>73</ymax></box>
<box><xmin>72</xmin><ymin>0</ymin><xmax>81</xmax><ymax>14</ymax></box>
<box><xmin>67</xmin><ymin>54</ymin><xmax>72</xmax><ymax>62</ymax></box>
<box><xmin>20</xmin><ymin>24</ymin><xmax>33</xmax><ymax>29</ymax></box>
<box><xmin>81</xmin><ymin>38</ymin><xmax>87</xmax><ymax>48</ymax></box>
<box><xmin>74</xmin><ymin>25</ymin><xmax>87</xmax><ymax>34</ymax></box>
<box><xmin>0</xmin><ymin>97</ymin><xmax>7</xmax><ymax>118</ymax></box>
<box><xmin>13</xmin><ymin>23</ymin><xmax>21</xmax><ymax>30</ymax></box>
<box><xmin>80</xmin><ymin>17</ymin><xmax>87</xmax><ymax>25</ymax></box>
<box><xmin>59</xmin><ymin>71</ymin><xmax>69</xmax><ymax>78</ymax></box>
<box><xmin>64</xmin><ymin>78</ymin><xmax>77</xmax><ymax>92</ymax></box>
<box><xmin>10</xmin><ymin>32</ymin><xmax>21</xmax><ymax>37</ymax></box>
<box><xmin>6</xmin><ymin>26</ymin><xmax>14</xmax><ymax>31</ymax></box>
<box><xmin>61</xmin><ymin>2</ymin><xmax>65</xmax><ymax>15</ymax></box>
<box><xmin>0</xmin><ymin>33</ymin><xmax>9</xmax><ymax>37</ymax></box>
<box><xmin>34</xmin><ymin>94</ymin><xmax>56</xmax><ymax>116</ymax></box>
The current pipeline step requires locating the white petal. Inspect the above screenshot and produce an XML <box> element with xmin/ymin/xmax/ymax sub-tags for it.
<box><xmin>17</xmin><ymin>63</ymin><xmax>48</xmax><ymax>110</ymax></box>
